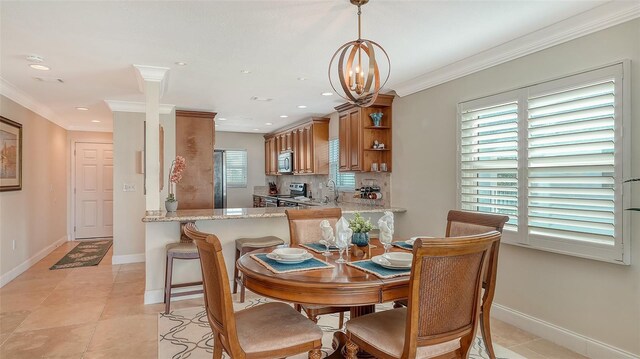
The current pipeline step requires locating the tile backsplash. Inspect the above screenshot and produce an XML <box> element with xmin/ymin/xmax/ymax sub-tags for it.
<box><xmin>265</xmin><ymin>172</ymin><xmax>391</xmax><ymax>207</ymax></box>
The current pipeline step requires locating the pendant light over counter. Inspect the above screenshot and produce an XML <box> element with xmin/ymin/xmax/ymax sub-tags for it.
<box><xmin>328</xmin><ymin>0</ymin><xmax>390</xmax><ymax>108</ymax></box>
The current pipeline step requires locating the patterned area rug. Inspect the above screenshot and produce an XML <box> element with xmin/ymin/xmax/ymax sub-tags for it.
<box><xmin>49</xmin><ymin>239</ymin><xmax>112</xmax><ymax>270</ymax></box>
<box><xmin>158</xmin><ymin>293</ymin><xmax>526</xmax><ymax>359</ymax></box>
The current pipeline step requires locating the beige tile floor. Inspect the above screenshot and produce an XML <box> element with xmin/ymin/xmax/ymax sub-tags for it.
<box><xmin>0</xmin><ymin>241</ymin><xmax>589</xmax><ymax>359</ymax></box>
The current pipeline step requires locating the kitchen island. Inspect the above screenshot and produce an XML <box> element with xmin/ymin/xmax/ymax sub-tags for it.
<box><xmin>142</xmin><ymin>205</ymin><xmax>406</xmax><ymax>304</ymax></box>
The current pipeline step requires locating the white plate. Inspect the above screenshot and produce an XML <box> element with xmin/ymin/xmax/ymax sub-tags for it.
<box><xmin>272</xmin><ymin>247</ymin><xmax>308</xmax><ymax>259</ymax></box>
<box><xmin>371</xmin><ymin>255</ymin><xmax>411</xmax><ymax>270</ymax></box>
<box><xmin>266</xmin><ymin>252</ymin><xmax>313</xmax><ymax>264</ymax></box>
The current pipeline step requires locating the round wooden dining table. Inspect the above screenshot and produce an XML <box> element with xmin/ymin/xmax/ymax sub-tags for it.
<box><xmin>236</xmin><ymin>239</ymin><xmax>411</xmax><ymax>357</ymax></box>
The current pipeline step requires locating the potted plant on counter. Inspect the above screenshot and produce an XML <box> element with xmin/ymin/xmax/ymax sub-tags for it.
<box><xmin>165</xmin><ymin>155</ymin><xmax>186</xmax><ymax>212</ymax></box>
<box><xmin>349</xmin><ymin>212</ymin><xmax>373</xmax><ymax>247</ymax></box>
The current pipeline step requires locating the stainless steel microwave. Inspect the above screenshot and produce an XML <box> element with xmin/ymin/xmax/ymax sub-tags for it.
<box><xmin>278</xmin><ymin>151</ymin><xmax>293</xmax><ymax>174</ymax></box>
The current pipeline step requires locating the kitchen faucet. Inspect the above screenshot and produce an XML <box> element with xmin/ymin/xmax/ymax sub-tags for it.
<box><xmin>326</xmin><ymin>179</ymin><xmax>339</xmax><ymax>204</ymax></box>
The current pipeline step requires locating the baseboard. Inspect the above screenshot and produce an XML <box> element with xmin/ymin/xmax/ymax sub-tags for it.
<box><xmin>0</xmin><ymin>235</ymin><xmax>68</xmax><ymax>288</ymax></box>
<box><xmin>112</xmin><ymin>253</ymin><xmax>145</xmax><ymax>265</ymax></box>
<box><xmin>144</xmin><ymin>288</ymin><xmax>203</xmax><ymax>305</ymax></box>
<box><xmin>492</xmin><ymin>303</ymin><xmax>639</xmax><ymax>359</ymax></box>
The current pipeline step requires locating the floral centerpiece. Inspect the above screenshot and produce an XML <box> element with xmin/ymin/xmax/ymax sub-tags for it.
<box><xmin>348</xmin><ymin>212</ymin><xmax>373</xmax><ymax>247</ymax></box>
<box><xmin>165</xmin><ymin>155</ymin><xmax>186</xmax><ymax>212</ymax></box>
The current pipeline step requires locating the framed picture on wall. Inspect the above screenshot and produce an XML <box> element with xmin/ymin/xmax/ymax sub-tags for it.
<box><xmin>0</xmin><ymin>116</ymin><xmax>22</xmax><ymax>191</ymax></box>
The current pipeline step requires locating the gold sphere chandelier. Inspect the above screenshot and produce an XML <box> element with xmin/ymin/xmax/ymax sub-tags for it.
<box><xmin>329</xmin><ymin>0</ymin><xmax>390</xmax><ymax>108</ymax></box>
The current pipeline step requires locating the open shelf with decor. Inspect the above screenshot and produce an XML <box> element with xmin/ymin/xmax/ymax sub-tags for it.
<box><xmin>335</xmin><ymin>94</ymin><xmax>394</xmax><ymax>173</ymax></box>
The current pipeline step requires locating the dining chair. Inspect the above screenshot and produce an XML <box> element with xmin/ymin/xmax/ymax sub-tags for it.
<box><xmin>394</xmin><ymin>210</ymin><xmax>509</xmax><ymax>359</ymax></box>
<box><xmin>345</xmin><ymin>231</ymin><xmax>501</xmax><ymax>359</ymax></box>
<box><xmin>285</xmin><ymin>208</ymin><xmax>348</xmax><ymax>328</ymax></box>
<box><xmin>183</xmin><ymin>222</ymin><xmax>323</xmax><ymax>359</ymax></box>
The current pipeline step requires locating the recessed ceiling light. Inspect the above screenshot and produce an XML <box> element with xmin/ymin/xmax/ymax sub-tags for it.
<box><xmin>265</xmin><ymin>122</ymin><xmax>273</xmax><ymax>126</ymax></box>
<box><xmin>76</xmin><ymin>107</ymin><xmax>89</xmax><ymax>111</ymax></box>
<box><xmin>175</xmin><ymin>61</ymin><xmax>187</xmax><ymax>66</ymax></box>
<box><xmin>218</xmin><ymin>117</ymin><xmax>227</xmax><ymax>121</ymax></box>
<box><xmin>253</xmin><ymin>128</ymin><xmax>260</xmax><ymax>131</ymax></box>
<box><xmin>297</xmin><ymin>77</ymin><xmax>307</xmax><ymax>81</ymax></box>
<box><xmin>29</xmin><ymin>64</ymin><xmax>50</xmax><ymax>71</ymax></box>
<box><xmin>297</xmin><ymin>105</ymin><xmax>307</xmax><ymax>109</ymax></box>
<box><xmin>240</xmin><ymin>70</ymin><xmax>252</xmax><ymax>74</ymax></box>
<box><xmin>91</xmin><ymin>120</ymin><xmax>101</xmax><ymax>123</ymax></box>
<box><xmin>321</xmin><ymin>92</ymin><xmax>334</xmax><ymax>96</ymax></box>
<box><xmin>250</xmin><ymin>96</ymin><xmax>273</xmax><ymax>102</ymax></box>
<box><xmin>279</xmin><ymin>115</ymin><xmax>288</xmax><ymax>118</ymax></box>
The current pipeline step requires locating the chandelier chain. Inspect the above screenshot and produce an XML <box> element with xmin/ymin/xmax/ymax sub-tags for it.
<box><xmin>357</xmin><ymin>5</ymin><xmax>362</xmax><ymax>40</ymax></box>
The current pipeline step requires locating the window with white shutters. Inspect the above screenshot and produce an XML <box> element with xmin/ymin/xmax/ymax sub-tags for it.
<box><xmin>528</xmin><ymin>80</ymin><xmax>615</xmax><ymax>245</ymax></box>
<box><xmin>460</xmin><ymin>100</ymin><xmax>519</xmax><ymax>231</ymax></box>
<box><xmin>226</xmin><ymin>150</ymin><xmax>247</xmax><ymax>188</ymax></box>
<box><xmin>458</xmin><ymin>62</ymin><xmax>629</xmax><ymax>264</ymax></box>
<box><xmin>329</xmin><ymin>139</ymin><xmax>356</xmax><ymax>190</ymax></box>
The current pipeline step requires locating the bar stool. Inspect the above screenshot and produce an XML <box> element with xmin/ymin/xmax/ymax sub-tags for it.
<box><xmin>164</xmin><ymin>241</ymin><xmax>204</xmax><ymax>314</ymax></box>
<box><xmin>234</xmin><ymin>236</ymin><xmax>284</xmax><ymax>302</ymax></box>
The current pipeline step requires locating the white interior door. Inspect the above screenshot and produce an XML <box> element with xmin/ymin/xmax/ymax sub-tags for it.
<box><xmin>75</xmin><ymin>142</ymin><xmax>113</xmax><ymax>239</ymax></box>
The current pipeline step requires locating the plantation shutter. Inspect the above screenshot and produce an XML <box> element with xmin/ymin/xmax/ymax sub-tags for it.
<box><xmin>226</xmin><ymin>150</ymin><xmax>247</xmax><ymax>188</ymax></box>
<box><xmin>329</xmin><ymin>139</ymin><xmax>356</xmax><ymax>190</ymax></box>
<box><xmin>527</xmin><ymin>79</ymin><xmax>616</xmax><ymax>245</ymax></box>
<box><xmin>460</xmin><ymin>100</ymin><xmax>519</xmax><ymax>231</ymax></box>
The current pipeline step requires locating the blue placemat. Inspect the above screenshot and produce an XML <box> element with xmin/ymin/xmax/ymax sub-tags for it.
<box><xmin>347</xmin><ymin>260</ymin><xmax>411</xmax><ymax>279</ymax></box>
<box><xmin>251</xmin><ymin>253</ymin><xmax>334</xmax><ymax>274</ymax></box>
<box><xmin>392</xmin><ymin>241</ymin><xmax>413</xmax><ymax>251</ymax></box>
<box><xmin>301</xmin><ymin>242</ymin><xmax>339</xmax><ymax>253</ymax></box>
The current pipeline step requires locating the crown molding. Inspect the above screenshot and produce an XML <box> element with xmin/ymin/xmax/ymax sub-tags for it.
<box><xmin>133</xmin><ymin>64</ymin><xmax>170</xmax><ymax>97</ymax></box>
<box><xmin>393</xmin><ymin>1</ymin><xmax>640</xmax><ymax>97</ymax></box>
<box><xmin>67</xmin><ymin>124</ymin><xmax>113</xmax><ymax>132</ymax></box>
<box><xmin>0</xmin><ymin>77</ymin><xmax>68</xmax><ymax>129</ymax></box>
<box><xmin>104</xmin><ymin>100</ymin><xmax>175</xmax><ymax>114</ymax></box>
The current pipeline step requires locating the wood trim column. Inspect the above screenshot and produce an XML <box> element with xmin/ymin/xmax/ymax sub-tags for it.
<box><xmin>175</xmin><ymin>110</ymin><xmax>217</xmax><ymax>209</ymax></box>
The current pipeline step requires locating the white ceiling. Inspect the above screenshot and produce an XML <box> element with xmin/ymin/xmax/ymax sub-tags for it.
<box><xmin>0</xmin><ymin>0</ymin><xmax>630</xmax><ymax>133</ymax></box>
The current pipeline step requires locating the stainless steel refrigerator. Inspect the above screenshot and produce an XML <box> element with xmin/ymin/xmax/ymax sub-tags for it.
<box><xmin>213</xmin><ymin>150</ymin><xmax>227</xmax><ymax>208</ymax></box>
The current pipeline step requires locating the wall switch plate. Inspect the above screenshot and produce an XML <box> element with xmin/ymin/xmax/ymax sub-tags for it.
<box><xmin>12</xmin><ymin>240</ymin><xmax>16</xmax><ymax>250</ymax></box>
<box><xmin>123</xmin><ymin>183</ymin><xmax>136</xmax><ymax>192</ymax></box>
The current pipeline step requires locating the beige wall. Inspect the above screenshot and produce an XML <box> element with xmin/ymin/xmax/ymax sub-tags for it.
<box><xmin>392</xmin><ymin>20</ymin><xmax>639</xmax><ymax>354</ymax></box>
<box><xmin>112</xmin><ymin>111</ymin><xmax>175</xmax><ymax>260</ymax></box>
<box><xmin>215</xmin><ymin>131</ymin><xmax>265</xmax><ymax>208</ymax></box>
<box><xmin>0</xmin><ymin>96</ymin><xmax>68</xmax><ymax>280</ymax></box>
<box><xmin>112</xmin><ymin>112</ymin><xmax>145</xmax><ymax>259</ymax></box>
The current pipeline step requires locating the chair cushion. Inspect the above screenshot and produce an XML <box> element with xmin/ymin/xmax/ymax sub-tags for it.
<box><xmin>235</xmin><ymin>236</ymin><xmax>284</xmax><ymax>250</ymax></box>
<box><xmin>235</xmin><ymin>302</ymin><xmax>322</xmax><ymax>354</ymax></box>
<box><xmin>346</xmin><ymin>308</ymin><xmax>460</xmax><ymax>358</ymax></box>
<box><xmin>166</xmin><ymin>242</ymin><xmax>198</xmax><ymax>254</ymax></box>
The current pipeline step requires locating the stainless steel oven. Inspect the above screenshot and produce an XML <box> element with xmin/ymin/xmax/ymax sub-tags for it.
<box><xmin>278</xmin><ymin>151</ymin><xmax>293</xmax><ymax>174</ymax></box>
<box><xmin>278</xmin><ymin>199</ymin><xmax>298</xmax><ymax>208</ymax></box>
<box><xmin>264</xmin><ymin>197</ymin><xmax>278</xmax><ymax>207</ymax></box>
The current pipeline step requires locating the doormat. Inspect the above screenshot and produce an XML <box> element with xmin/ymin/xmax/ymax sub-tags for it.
<box><xmin>50</xmin><ymin>239</ymin><xmax>112</xmax><ymax>270</ymax></box>
<box><xmin>158</xmin><ymin>292</ymin><xmax>526</xmax><ymax>359</ymax></box>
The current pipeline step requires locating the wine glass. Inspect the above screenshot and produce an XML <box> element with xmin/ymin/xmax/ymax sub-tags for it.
<box><xmin>319</xmin><ymin>239</ymin><xmax>333</xmax><ymax>257</ymax></box>
<box><xmin>380</xmin><ymin>231</ymin><xmax>393</xmax><ymax>254</ymax></box>
<box><xmin>335</xmin><ymin>230</ymin><xmax>351</xmax><ymax>263</ymax></box>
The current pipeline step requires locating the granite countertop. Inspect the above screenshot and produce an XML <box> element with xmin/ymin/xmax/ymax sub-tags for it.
<box><xmin>142</xmin><ymin>204</ymin><xmax>406</xmax><ymax>222</ymax></box>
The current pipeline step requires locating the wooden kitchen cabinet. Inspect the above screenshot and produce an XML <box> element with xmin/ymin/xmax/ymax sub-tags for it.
<box><xmin>264</xmin><ymin>117</ymin><xmax>329</xmax><ymax>175</ymax></box>
<box><xmin>335</xmin><ymin>94</ymin><xmax>394</xmax><ymax>172</ymax></box>
<box><xmin>297</xmin><ymin>128</ymin><xmax>305</xmax><ymax>173</ymax></box>
<box><xmin>264</xmin><ymin>137</ymin><xmax>278</xmax><ymax>175</ymax></box>
<box><xmin>264</xmin><ymin>139</ymin><xmax>271</xmax><ymax>175</ymax></box>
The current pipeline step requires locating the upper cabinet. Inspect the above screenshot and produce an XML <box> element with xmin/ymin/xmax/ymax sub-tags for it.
<box><xmin>335</xmin><ymin>94</ymin><xmax>394</xmax><ymax>172</ymax></box>
<box><xmin>264</xmin><ymin>117</ymin><xmax>329</xmax><ymax>175</ymax></box>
